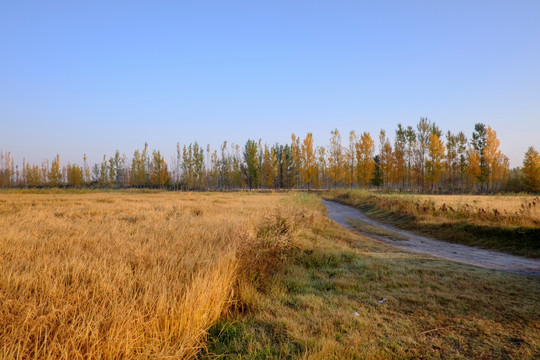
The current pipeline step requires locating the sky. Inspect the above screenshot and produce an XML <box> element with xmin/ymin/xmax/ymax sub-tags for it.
<box><xmin>1</xmin><ymin>0</ymin><xmax>539</xmax><ymax>167</ymax></box>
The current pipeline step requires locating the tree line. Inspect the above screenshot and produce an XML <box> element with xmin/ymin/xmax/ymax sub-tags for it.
<box><xmin>1</xmin><ymin>119</ymin><xmax>539</xmax><ymax>193</ymax></box>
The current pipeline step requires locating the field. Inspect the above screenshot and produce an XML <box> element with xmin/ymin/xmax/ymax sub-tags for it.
<box><xmin>1</xmin><ymin>191</ymin><xmax>539</xmax><ymax>359</ymax></box>
<box><xmin>0</xmin><ymin>191</ymin><xmax>297</xmax><ymax>359</ymax></box>
<box><xmin>326</xmin><ymin>190</ymin><xmax>540</xmax><ymax>258</ymax></box>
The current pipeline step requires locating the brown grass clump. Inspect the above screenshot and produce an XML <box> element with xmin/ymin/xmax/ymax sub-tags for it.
<box><xmin>0</xmin><ymin>191</ymin><xmax>291</xmax><ymax>359</ymax></box>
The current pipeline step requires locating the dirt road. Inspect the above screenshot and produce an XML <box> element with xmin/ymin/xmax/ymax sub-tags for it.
<box><xmin>322</xmin><ymin>199</ymin><xmax>540</xmax><ymax>277</ymax></box>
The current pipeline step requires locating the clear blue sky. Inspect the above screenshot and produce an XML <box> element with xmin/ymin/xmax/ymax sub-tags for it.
<box><xmin>1</xmin><ymin>0</ymin><xmax>539</xmax><ymax>167</ymax></box>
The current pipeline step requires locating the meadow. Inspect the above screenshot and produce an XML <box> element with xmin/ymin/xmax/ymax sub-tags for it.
<box><xmin>0</xmin><ymin>191</ymin><xmax>297</xmax><ymax>359</ymax></box>
<box><xmin>326</xmin><ymin>190</ymin><xmax>540</xmax><ymax>258</ymax></box>
<box><xmin>1</xmin><ymin>190</ymin><xmax>539</xmax><ymax>359</ymax></box>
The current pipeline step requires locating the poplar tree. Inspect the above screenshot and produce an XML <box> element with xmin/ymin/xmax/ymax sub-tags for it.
<box><xmin>355</xmin><ymin>132</ymin><xmax>375</xmax><ymax>188</ymax></box>
<box><xmin>192</xmin><ymin>142</ymin><xmax>205</xmax><ymax>189</ymax></box>
<box><xmin>98</xmin><ymin>155</ymin><xmax>110</xmax><ymax>187</ymax></box>
<box><xmin>522</xmin><ymin>147</ymin><xmax>540</xmax><ymax>192</ymax></box>
<box><xmin>262</xmin><ymin>144</ymin><xmax>275</xmax><ymax>188</ymax></box>
<box><xmin>271</xmin><ymin>148</ymin><xmax>279</xmax><ymax>189</ymax></box>
<box><xmin>379</xmin><ymin>130</ymin><xmax>393</xmax><ymax>189</ymax></box>
<box><xmin>291</xmin><ymin>134</ymin><xmax>301</xmax><ymax>188</ymax></box>
<box><xmin>426</xmin><ymin>129</ymin><xmax>446</xmax><ymax>192</ymax></box>
<box><xmin>0</xmin><ymin>151</ymin><xmax>14</xmax><ymax>187</ymax></box>
<box><xmin>243</xmin><ymin>140</ymin><xmax>259</xmax><ymax>190</ymax></box>
<box><xmin>405</xmin><ymin>126</ymin><xmax>416</xmax><ymax>190</ymax></box>
<box><xmin>483</xmin><ymin>126</ymin><xmax>507</xmax><ymax>191</ymax></box>
<box><xmin>181</xmin><ymin>145</ymin><xmax>193</xmax><ymax>189</ymax></box>
<box><xmin>317</xmin><ymin>146</ymin><xmax>327</xmax><ymax>188</ymax></box>
<box><xmin>24</xmin><ymin>162</ymin><xmax>42</xmax><ymax>187</ymax></box>
<box><xmin>466</xmin><ymin>147</ymin><xmax>482</xmax><ymax>190</ymax></box>
<box><xmin>371</xmin><ymin>155</ymin><xmax>383</xmax><ymax>188</ymax></box>
<box><xmin>131</xmin><ymin>144</ymin><xmax>149</xmax><ymax>187</ymax></box>
<box><xmin>328</xmin><ymin>129</ymin><xmax>344</xmax><ymax>187</ymax></box>
<box><xmin>172</xmin><ymin>143</ymin><xmax>182</xmax><ymax>189</ymax></box>
<box><xmin>49</xmin><ymin>155</ymin><xmax>62</xmax><ymax>187</ymax></box>
<box><xmin>276</xmin><ymin>145</ymin><xmax>292</xmax><ymax>189</ymax></box>
<box><xmin>344</xmin><ymin>131</ymin><xmax>357</xmax><ymax>188</ymax></box>
<box><xmin>83</xmin><ymin>154</ymin><xmax>91</xmax><ymax>184</ymax></box>
<box><xmin>445</xmin><ymin>131</ymin><xmax>458</xmax><ymax>189</ymax></box>
<box><xmin>471</xmin><ymin>123</ymin><xmax>488</xmax><ymax>189</ymax></box>
<box><xmin>67</xmin><ymin>163</ymin><xmax>84</xmax><ymax>187</ymax></box>
<box><xmin>300</xmin><ymin>133</ymin><xmax>317</xmax><ymax>189</ymax></box>
<box><xmin>150</xmin><ymin>150</ymin><xmax>170</xmax><ymax>187</ymax></box>
<box><xmin>456</xmin><ymin>132</ymin><xmax>468</xmax><ymax>190</ymax></box>
<box><xmin>416</xmin><ymin>118</ymin><xmax>431</xmax><ymax>192</ymax></box>
<box><xmin>231</xmin><ymin>144</ymin><xmax>244</xmax><ymax>188</ymax></box>
<box><xmin>394</xmin><ymin>124</ymin><xmax>406</xmax><ymax>188</ymax></box>
<box><xmin>41</xmin><ymin>160</ymin><xmax>49</xmax><ymax>185</ymax></box>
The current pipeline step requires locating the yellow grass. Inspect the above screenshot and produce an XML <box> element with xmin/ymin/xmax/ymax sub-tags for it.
<box><xmin>416</xmin><ymin>194</ymin><xmax>540</xmax><ymax>219</ymax></box>
<box><xmin>0</xmin><ymin>191</ymin><xmax>290</xmax><ymax>359</ymax></box>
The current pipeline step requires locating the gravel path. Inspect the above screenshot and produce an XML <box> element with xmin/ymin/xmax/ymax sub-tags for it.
<box><xmin>322</xmin><ymin>199</ymin><xmax>540</xmax><ymax>277</ymax></box>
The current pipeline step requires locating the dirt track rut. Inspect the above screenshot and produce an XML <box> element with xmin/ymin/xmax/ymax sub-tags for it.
<box><xmin>322</xmin><ymin>199</ymin><xmax>540</xmax><ymax>277</ymax></box>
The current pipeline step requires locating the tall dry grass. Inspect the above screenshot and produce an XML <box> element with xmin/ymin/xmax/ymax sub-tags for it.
<box><xmin>329</xmin><ymin>189</ymin><xmax>540</xmax><ymax>227</ymax></box>
<box><xmin>0</xmin><ymin>192</ymin><xmax>292</xmax><ymax>359</ymax></box>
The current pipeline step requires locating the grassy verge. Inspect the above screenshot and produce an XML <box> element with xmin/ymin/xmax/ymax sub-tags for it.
<box><xmin>322</xmin><ymin>189</ymin><xmax>540</xmax><ymax>258</ymax></box>
<box><xmin>202</xmin><ymin>193</ymin><xmax>540</xmax><ymax>359</ymax></box>
<box><xmin>346</xmin><ymin>217</ymin><xmax>410</xmax><ymax>241</ymax></box>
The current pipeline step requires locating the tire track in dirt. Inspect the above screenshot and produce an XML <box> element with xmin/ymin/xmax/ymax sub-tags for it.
<box><xmin>322</xmin><ymin>199</ymin><xmax>540</xmax><ymax>277</ymax></box>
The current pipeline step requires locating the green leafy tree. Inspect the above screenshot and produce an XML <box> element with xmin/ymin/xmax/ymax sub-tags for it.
<box><xmin>243</xmin><ymin>140</ymin><xmax>259</xmax><ymax>190</ymax></box>
<box><xmin>456</xmin><ymin>132</ymin><xmax>468</xmax><ymax>189</ymax></box>
<box><xmin>371</xmin><ymin>155</ymin><xmax>383</xmax><ymax>188</ymax></box>
<box><xmin>471</xmin><ymin>123</ymin><xmax>488</xmax><ymax>188</ymax></box>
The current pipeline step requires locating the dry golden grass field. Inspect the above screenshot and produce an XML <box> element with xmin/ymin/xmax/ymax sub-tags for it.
<box><xmin>1</xmin><ymin>190</ymin><xmax>539</xmax><ymax>359</ymax></box>
<box><xmin>0</xmin><ymin>191</ymin><xmax>297</xmax><ymax>359</ymax></box>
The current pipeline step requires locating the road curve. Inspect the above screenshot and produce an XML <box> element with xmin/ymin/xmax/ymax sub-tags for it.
<box><xmin>322</xmin><ymin>199</ymin><xmax>540</xmax><ymax>277</ymax></box>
